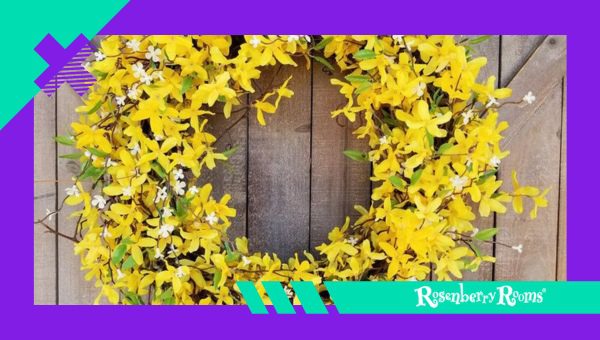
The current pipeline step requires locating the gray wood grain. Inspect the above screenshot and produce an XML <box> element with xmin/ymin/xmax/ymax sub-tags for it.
<box><xmin>57</xmin><ymin>84</ymin><xmax>99</xmax><ymax>304</ymax></box>
<box><xmin>495</xmin><ymin>36</ymin><xmax>565</xmax><ymax>280</ymax></box>
<box><xmin>557</xmin><ymin>76</ymin><xmax>567</xmax><ymax>280</ymax></box>
<box><xmin>461</xmin><ymin>35</ymin><xmax>499</xmax><ymax>281</ymax></box>
<box><xmin>247</xmin><ymin>59</ymin><xmax>312</xmax><ymax>259</ymax></box>
<box><xmin>200</xmin><ymin>103</ymin><xmax>248</xmax><ymax>239</ymax></box>
<box><xmin>34</xmin><ymin>92</ymin><xmax>57</xmax><ymax>304</ymax></box>
<box><xmin>500</xmin><ymin>35</ymin><xmax>547</xmax><ymax>87</ymax></box>
<box><xmin>309</xmin><ymin>65</ymin><xmax>371</xmax><ymax>251</ymax></box>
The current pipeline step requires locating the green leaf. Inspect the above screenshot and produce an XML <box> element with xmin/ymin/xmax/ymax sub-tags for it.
<box><xmin>222</xmin><ymin>146</ymin><xmax>238</xmax><ymax>158</ymax></box>
<box><xmin>225</xmin><ymin>251</ymin><xmax>241</xmax><ymax>263</ymax></box>
<box><xmin>344</xmin><ymin>74</ymin><xmax>371</xmax><ymax>83</ymax></box>
<box><xmin>111</xmin><ymin>243</ymin><xmax>127</xmax><ymax>264</ymax></box>
<box><xmin>410</xmin><ymin>168</ymin><xmax>423</xmax><ymax>185</ymax></box>
<box><xmin>354</xmin><ymin>49</ymin><xmax>376</xmax><ymax>60</ymax></box>
<box><xmin>477</xmin><ymin>168</ymin><xmax>498</xmax><ymax>184</ymax></box>
<box><xmin>343</xmin><ymin>149</ymin><xmax>369</xmax><ymax>162</ymax></box>
<box><xmin>87</xmin><ymin>147</ymin><xmax>109</xmax><ymax>157</ymax></box>
<box><xmin>181</xmin><ymin>76</ymin><xmax>193</xmax><ymax>95</ymax></box>
<box><xmin>122</xmin><ymin>256</ymin><xmax>136</xmax><ymax>270</ymax></box>
<box><xmin>312</xmin><ymin>55</ymin><xmax>334</xmax><ymax>71</ymax></box>
<box><xmin>389</xmin><ymin>175</ymin><xmax>405</xmax><ymax>189</ymax></box>
<box><xmin>468</xmin><ymin>35</ymin><xmax>492</xmax><ymax>45</ymax></box>
<box><xmin>79</xmin><ymin>166</ymin><xmax>105</xmax><ymax>181</ymax></box>
<box><xmin>123</xmin><ymin>291</ymin><xmax>144</xmax><ymax>305</ymax></box>
<box><xmin>160</xmin><ymin>288</ymin><xmax>175</xmax><ymax>305</ymax></box>
<box><xmin>354</xmin><ymin>81</ymin><xmax>372</xmax><ymax>95</ymax></box>
<box><xmin>175</xmin><ymin>197</ymin><xmax>191</xmax><ymax>219</ymax></box>
<box><xmin>474</xmin><ymin>228</ymin><xmax>498</xmax><ymax>241</ymax></box>
<box><xmin>213</xmin><ymin>270</ymin><xmax>222</xmax><ymax>289</ymax></box>
<box><xmin>436</xmin><ymin>142</ymin><xmax>453</xmax><ymax>155</ymax></box>
<box><xmin>87</xmin><ymin>100</ymin><xmax>103</xmax><ymax>115</ymax></box>
<box><xmin>91</xmin><ymin>69</ymin><xmax>108</xmax><ymax>79</ymax></box>
<box><xmin>121</xmin><ymin>237</ymin><xmax>134</xmax><ymax>245</ymax></box>
<box><xmin>59</xmin><ymin>152</ymin><xmax>83</xmax><ymax>160</ymax></box>
<box><xmin>426</xmin><ymin>131</ymin><xmax>434</xmax><ymax>147</ymax></box>
<box><xmin>314</xmin><ymin>36</ymin><xmax>333</xmax><ymax>50</ymax></box>
<box><xmin>54</xmin><ymin>135</ymin><xmax>75</xmax><ymax>146</ymax></box>
<box><xmin>151</xmin><ymin>161</ymin><xmax>167</xmax><ymax>179</ymax></box>
<box><xmin>354</xmin><ymin>205</ymin><xmax>369</xmax><ymax>215</ymax></box>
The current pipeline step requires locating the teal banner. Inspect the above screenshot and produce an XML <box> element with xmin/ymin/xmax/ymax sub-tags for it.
<box><xmin>237</xmin><ymin>281</ymin><xmax>600</xmax><ymax>314</ymax></box>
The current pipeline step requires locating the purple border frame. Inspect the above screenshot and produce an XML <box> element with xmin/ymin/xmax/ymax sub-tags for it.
<box><xmin>4</xmin><ymin>0</ymin><xmax>597</xmax><ymax>337</ymax></box>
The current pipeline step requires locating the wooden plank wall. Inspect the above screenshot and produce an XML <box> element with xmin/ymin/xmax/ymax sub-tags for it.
<box><xmin>33</xmin><ymin>35</ymin><xmax>567</xmax><ymax>304</ymax></box>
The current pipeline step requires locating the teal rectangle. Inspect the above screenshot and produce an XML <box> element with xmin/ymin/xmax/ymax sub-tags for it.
<box><xmin>324</xmin><ymin>281</ymin><xmax>600</xmax><ymax>314</ymax></box>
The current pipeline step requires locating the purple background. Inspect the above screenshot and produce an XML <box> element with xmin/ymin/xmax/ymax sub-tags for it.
<box><xmin>3</xmin><ymin>0</ymin><xmax>596</xmax><ymax>337</ymax></box>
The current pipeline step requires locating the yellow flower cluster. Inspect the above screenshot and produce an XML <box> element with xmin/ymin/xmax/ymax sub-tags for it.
<box><xmin>57</xmin><ymin>35</ymin><xmax>548</xmax><ymax>305</ymax></box>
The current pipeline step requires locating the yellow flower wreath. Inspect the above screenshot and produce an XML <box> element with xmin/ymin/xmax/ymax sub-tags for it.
<box><xmin>53</xmin><ymin>35</ymin><xmax>549</xmax><ymax>305</ymax></box>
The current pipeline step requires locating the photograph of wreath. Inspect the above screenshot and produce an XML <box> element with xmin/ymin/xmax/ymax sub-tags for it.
<box><xmin>35</xmin><ymin>35</ymin><xmax>553</xmax><ymax>305</ymax></box>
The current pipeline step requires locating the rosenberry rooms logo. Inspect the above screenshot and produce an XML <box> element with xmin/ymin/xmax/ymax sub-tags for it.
<box><xmin>415</xmin><ymin>283</ymin><xmax>546</xmax><ymax>308</ymax></box>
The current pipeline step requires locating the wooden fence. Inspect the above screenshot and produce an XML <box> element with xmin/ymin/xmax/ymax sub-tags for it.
<box><xmin>34</xmin><ymin>35</ymin><xmax>566</xmax><ymax>304</ymax></box>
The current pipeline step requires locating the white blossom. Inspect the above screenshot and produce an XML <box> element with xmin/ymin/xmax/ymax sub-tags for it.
<box><xmin>122</xmin><ymin>186</ymin><xmax>133</xmax><ymax>197</ymax></box>
<box><xmin>205</xmin><ymin>212</ymin><xmax>218</xmax><ymax>226</ymax></box>
<box><xmin>523</xmin><ymin>91</ymin><xmax>536</xmax><ymax>104</ymax></box>
<box><xmin>116</xmin><ymin>269</ymin><xmax>125</xmax><ymax>280</ymax></box>
<box><xmin>140</xmin><ymin>73</ymin><xmax>153</xmax><ymax>85</ymax></box>
<box><xmin>101</xmin><ymin>227</ymin><xmax>112</xmax><ymax>238</ymax></box>
<box><xmin>462</xmin><ymin>109</ymin><xmax>475</xmax><ymax>124</ymax></box>
<box><xmin>303</xmin><ymin>35</ymin><xmax>311</xmax><ymax>43</ymax></box>
<box><xmin>188</xmin><ymin>185</ymin><xmax>199</xmax><ymax>195</ymax></box>
<box><xmin>414</xmin><ymin>82</ymin><xmax>426</xmax><ymax>97</ymax></box>
<box><xmin>132</xmin><ymin>62</ymin><xmax>146</xmax><ymax>79</ymax></box>
<box><xmin>283</xmin><ymin>286</ymin><xmax>293</xmax><ymax>299</ymax></box>
<box><xmin>45</xmin><ymin>208</ymin><xmax>53</xmax><ymax>221</ymax></box>
<box><xmin>489</xmin><ymin>155</ymin><xmax>501</xmax><ymax>167</ymax></box>
<box><xmin>145</xmin><ymin>45</ymin><xmax>162</xmax><ymax>62</ymax></box>
<box><xmin>65</xmin><ymin>185</ymin><xmax>80</xmax><ymax>197</ymax></box>
<box><xmin>168</xmin><ymin>244</ymin><xmax>178</xmax><ymax>256</ymax></box>
<box><xmin>154</xmin><ymin>247</ymin><xmax>164</xmax><ymax>259</ymax></box>
<box><xmin>175</xmin><ymin>267</ymin><xmax>186</xmax><ymax>278</ymax></box>
<box><xmin>91</xmin><ymin>195</ymin><xmax>107</xmax><ymax>209</ymax></box>
<box><xmin>105</xmin><ymin>157</ymin><xmax>118</xmax><ymax>167</ymax></box>
<box><xmin>127</xmin><ymin>84</ymin><xmax>140</xmax><ymax>100</ymax></box>
<box><xmin>158</xmin><ymin>224</ymin><xmax>175</xmax><ymax>238</ymax></box>
<box><xmin>126</xmin><ymin>39</ymin><xmax>140</xmax><ymax>52</ymax></box>
<box><xmin>287</xmin><ymin>35</ymin><xmax>300</xmax><ymax>42</ymax></box>
<box><xmin>174</xmin><ymin>181</ymin><xmax>186</xmax><ymax>195</ymax></box>
<box><xmin>115</xmin><ymin>96</ymin><xmax>126</xmax><ymax>106</ymax></box>
<box><xmin>347</xmin><ymin>236</ymin><xmax>358</xmax><ymax>246</ymax></box>
<box><xmin>486</xmin><ymin>94</ymin><xmax>499</xmax><ymax>108</ymax></box>
<box><xmin>94</xmin><ymin>51</ymin><xmax>105</xmax><ymax>61</ymax></box>
<box><xmin>155</xmin><ymin>186</ymin><xmax>168</xmax><ymax>203</ymax></box>
<box><xmin>512</xmin><ymin>244</ymin><xmax>523</xmax><ymax>254</ymax></box>
<box><xmin>392</xmin><ymin>35</ymin><xmax>404</xmax><ymax>44</ymax></box>
<box><xmin>242</xmin><ymin>256</ymin><xmax>251</xmax><ymax>266</ymax></box>
<box><xmin>450</xmin><ymin>175</ymin><xmax>468</xmax><ymax>191</ymax></box>
<box><xmin>173</xmin><ymin>168</ymin><xmax>184</xmax><ymax>180</ymax></box>
<box><xmin>130</xmin><ymin>143</ymin><xmax>141</xmax><ymax>155</ymax></box>
<box><xmin>250</xmin><ymin>35</ymin><xmax>261</xmax><ymax>48</ymax></box>
<box><xmin>161</xmin><ymin>206</ymin><xmax>173</xmax><ymax>218</ymax></box>
<box><xmin>379</xmin><ymin>135</ymin><xmax>389</xmax><ymax>145</ymax></box>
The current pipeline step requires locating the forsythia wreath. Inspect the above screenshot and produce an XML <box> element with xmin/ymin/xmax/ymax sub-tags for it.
<box><xmin>42</xmin><ymin>35</ymin><xmax>549</xmax><ymax>305</ymax></box>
